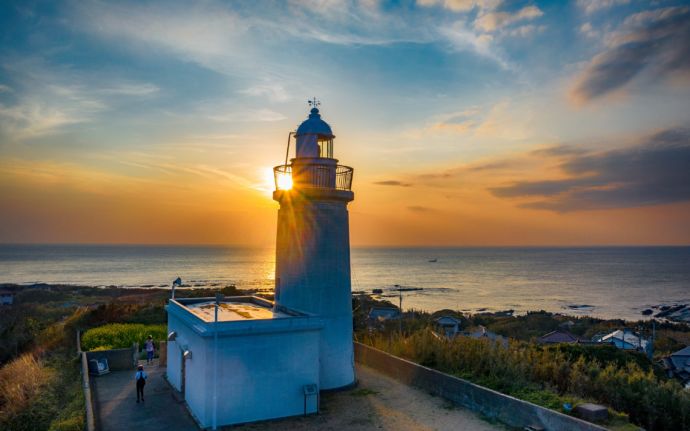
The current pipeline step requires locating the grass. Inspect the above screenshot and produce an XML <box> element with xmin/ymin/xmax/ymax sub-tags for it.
<box><xmin>348</xmin><ymin>388</ymin><xmax>378</xmax><ymax>397</ymax></box>
<box><xmin>0</xmin><ymin>353</ymin><xmax>55</xmax><ymax>421</ymax></box>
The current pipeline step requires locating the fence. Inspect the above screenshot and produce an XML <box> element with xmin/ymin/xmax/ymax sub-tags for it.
<box><xmin>354</xmin><ymin>342</ymin><xmax>608</xmax><ymax>431</ymax></box>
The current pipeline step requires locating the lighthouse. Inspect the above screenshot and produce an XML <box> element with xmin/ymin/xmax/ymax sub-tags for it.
<box><xmin>273</xmin><ymin>100</ymin><xmax>355</xmax><ymax>390</ymax></box>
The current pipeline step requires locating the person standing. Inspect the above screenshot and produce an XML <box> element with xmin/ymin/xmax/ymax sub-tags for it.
<box><xmin>145</xmin><ymin>335</ymin><xmax>155</xmax><ymax>364</ymax></box>
<box><xmin>135</xmin><ymin>364</ymin><xmax>147</xmax><ymax>403</ymax></box>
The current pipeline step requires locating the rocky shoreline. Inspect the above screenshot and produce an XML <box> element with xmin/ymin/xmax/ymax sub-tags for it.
<box><xmin>642</xmin><ymin>303</ymin><xmax>690</xmax><ymax>323</ymax></box>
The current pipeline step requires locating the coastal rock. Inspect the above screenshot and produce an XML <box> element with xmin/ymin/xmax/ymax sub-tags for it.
<box><xmin>652</xmin><ymin>304</ymin><xmax>690</xmax><ymax>323</ymax></box>
<box><xmin>641</xmin><ymin>309</ymin><xmax>653</xmax><ymax>315</ymax></box>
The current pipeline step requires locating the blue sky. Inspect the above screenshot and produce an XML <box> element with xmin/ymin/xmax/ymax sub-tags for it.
<box><xmin>1</xmin><ymin>0</ymin><xmax>689</xmax><ymax>245</ymax></box>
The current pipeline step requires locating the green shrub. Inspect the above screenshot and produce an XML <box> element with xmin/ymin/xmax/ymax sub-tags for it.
<box><xmin>361</xmin><ymin>329</ymin><xmax>690</xmax><ymax>431</ymax></box>
<box><xmin>48</xmin><ymin>415</ymin><xmax>84</xmax><ymax>431</ymax></box>
<box><xmin>81</xmin><ymin>323</ymin><xmax>166</xmax><ymax>351</ymax></box>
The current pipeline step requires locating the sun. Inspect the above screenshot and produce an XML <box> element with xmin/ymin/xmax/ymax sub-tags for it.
<box><xmin>262</xmin><ymin>166</ymin><xmax>292</xmax><ymax>194</ymax></box>
<box><xmin>276</xmin><ymin>171</ymin><xmax>293</xmax><ymax>190</ymax></box>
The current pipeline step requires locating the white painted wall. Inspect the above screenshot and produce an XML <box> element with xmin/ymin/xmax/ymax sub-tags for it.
<box><xmin>202</xmin><ymin>329</ymin><xmax>320</xmax><ymax>427</ymax></box>
<box><xmin>275</xmin><ymin>199</ymin><xmax>355</xmax><ymax>389</ymax></box>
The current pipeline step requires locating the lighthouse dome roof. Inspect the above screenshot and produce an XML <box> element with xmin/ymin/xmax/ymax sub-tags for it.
<box><xmin>296</xmin><ymin>108</ymin><xmax>334</xmax><ymax>138</ymax></box>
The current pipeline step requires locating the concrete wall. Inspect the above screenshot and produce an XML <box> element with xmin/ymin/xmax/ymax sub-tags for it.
<box><xmin>86</xmin><ymin>347</ymin><xmax>136</xmax><ymax>371</ymax></box>
<box><xmin>166</xmin><ymin>311</ymin><xmax>208</xmax><ymax>426</ymax></box>
<box><xmin>80</xmin><ymin>352</ymin><xmax>96</xmax><ymax>431</ymax></box>
<box><xmin>354</xmin><ymin>343</ymin><xmax>608</xmax><ymax>431</ymax></box>
<box><xmin>158</xmin><ymin>340</ymin><xmax>167</xmax><ymax>367</ymax></box>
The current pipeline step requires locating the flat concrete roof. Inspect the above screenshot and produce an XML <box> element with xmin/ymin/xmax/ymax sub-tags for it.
<box><xmin>168</xmin><ymin>296</ymin><xmax>324</xmax><ymax>337</ymax></box>
<box><xmin>185</xmin><ymin>300</ymin><xmax>289</xmax><ymax>322</ymax></box>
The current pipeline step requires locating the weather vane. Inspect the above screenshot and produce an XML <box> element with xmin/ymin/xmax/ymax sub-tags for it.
<box><xmin>308</xmin><ymin>97</ymin><xmax>320</xmax><ymax>109</ymax></box>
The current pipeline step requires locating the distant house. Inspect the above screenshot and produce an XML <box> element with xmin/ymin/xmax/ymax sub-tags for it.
<box><xmin>434</xmin><ymin>316</ymin><xmax>462</xmax><ymax>339</ymax></box>
<box><xmin>594</xmin><ymin>329</ymin><xmax>650</xmax><ymax>353</ymax></box>
<box><xmin>463</xmin><ymin>325</ymin><xmax>508</xmax><ymax>347</ymax></box>
<box><xmin>664</xmin><ymin>346</ymin><xmax>690</xmax><ymax>385</ymax></box>
<box><xmin>0</xmin><ymin>290</ymin><xmax>14</xmax><ymax>305</ymax></box>
<box><xmin>538</xmin><ymin>330</ymin><xmax>581</xmax><ymax>344</ymax></box>
<box><xmin>367</xmin><ymin>307</ymin><xmax>401</xmax><ymax>323</ymax></box>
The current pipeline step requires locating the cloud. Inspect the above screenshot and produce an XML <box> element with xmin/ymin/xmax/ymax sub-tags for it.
<box><xmin>579</xmin><ymin>22</ymin><xmax>598</xmax><ymax>38</ymax></box>
<box><xmin>474</xmin><ymin>5</ymin><xmax>543</xmax><ymax>32</ymax></box>
<box><xmin>577</xmin><ymin>0</ymin><xmax>630</xmax><ymax>15</ymax></box>
<box><xmin>374</xmin><ymin>180</ymin><xmax>412</xmax><ymax>187</ymax></box>
<box><xmin>489</xmin><ymin>128</ymin><xmax>690</xmax><ymax>211</ymax></box>
<box><xmin>530</xmin><ymin>145</ymin><xmax>586</xmax><ymax>157</ymax></box>
<box><xmin>206</xmin><ymin>108</ymin><xmax>287</xmax><ymax>123</ymax></box>
<box><xmin>505</xmin><ymin>24</ymin><xmax>545</xmax><ymax>38</ymax></box>
<box><xmin>438</xmin><ymin>22</ymin><xmax>506</xmax><ymax>66</ymax></box>
<box><xmin>428</xmin><ymin>100</ymin><xmax>534</xmax><ymax>140</ymax></box>
<box><xmin>0</xmin><ymin>58</ymin><xmax>161</xmax><ymax>140</ymax></box>
<box><xmin>571</xmin><ymin>6</ymin><xmax>690</xmax><ymax>102</ymax></box>
<box><xmin>407</xmin><ymin>205</ymin><xmax>436</xmax><ymax>212</ymax></box>
<box><xmin>239</xmin><ymin>83</ymin><xmax>290</xmax><ymax>102</ymax></box>
<box><xmin>417</xmin><ymin>0</ymin><xmax>502</xmax><ymax>13</ymax></box>
<box><xmin>0</xmin><ymin>85</ymin><xmax>12</xmax><ymax>93</ymax></box>
<box><xmin>99</xmin><ymin>83</ymin><xmax>160</xmax><ymax>96</ymax></box>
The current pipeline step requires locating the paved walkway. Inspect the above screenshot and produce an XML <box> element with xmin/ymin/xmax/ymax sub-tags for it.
<box><xmin>93</xmin><ymin>363</ymin><xmax>502</xmax><ymax>431</ymax></box>
<box><xmin>91</xmin><ymin>361</ymin><xmax>197</xmax><ymax>431</ymax></box>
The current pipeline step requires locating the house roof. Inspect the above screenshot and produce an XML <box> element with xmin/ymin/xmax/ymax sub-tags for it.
<box><xmin>434</xmin><ymin>316</ymin><xmax>461</xmax><ymax>325</ymax></box>
<box><xmin>368</xmin><ymin>307</ymin><xmax>401</xmax><ymax>320</ymax></box>
<box><xmin>672</xmin><ymin>346</ymin><xmax>690</xmax><ymax>357</ymax></box>
<box><xmin>538</xmin><ymin>330</ymin><xmax>580</xmax><ymax>343</ymax></box>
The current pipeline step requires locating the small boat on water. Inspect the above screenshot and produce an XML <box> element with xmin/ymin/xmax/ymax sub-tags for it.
<box><xmin>428</xmin><ymin>258</ymin><xmax>438</xmax><ymax>263</ymax></box>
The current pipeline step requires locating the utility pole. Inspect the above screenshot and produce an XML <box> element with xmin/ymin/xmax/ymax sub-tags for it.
<box><xmin>212</xmin><ymin>293</ymin><xmax>223</xmax><ymax>430</ymax></box>
<box><xmin>398</xmin><ymin>286</ymin><xmax>403</xmax><ymax>334</ymax></box>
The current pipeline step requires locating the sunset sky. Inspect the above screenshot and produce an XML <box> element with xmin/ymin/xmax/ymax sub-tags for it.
<box><xmin>1</xmin><ymin>0</ymin><xmax>689</xmax><ymax>246</ymax></box>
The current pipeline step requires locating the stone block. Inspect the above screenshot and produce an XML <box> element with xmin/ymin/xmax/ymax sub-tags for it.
<box><xmin>574</xmin><ymin>403</ymin><xmax>609</xmax><ymax>423</ymax></box>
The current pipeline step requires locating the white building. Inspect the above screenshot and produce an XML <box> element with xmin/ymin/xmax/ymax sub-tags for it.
<box><xmin>434</xmin><ymin>316</ymin><xmax>462</xmax><ymax>339</ymax></box>
<box><xmin>166</xmin><ymin>296</ymin><xmax>322</xmax><ymax>428</ymax></box>
<box><xmin>167</xmin><ymin>104</ymin><xmax>356</xmax><ymax>428</ymax></box>
<box><xmin>594</xmin><ymin>329</ymin><xmax>650</xmax><ymax>352</ymax></box>
<box><xmin>0</xmin><ymin>290</ymin><xmax>14</xmax><ymax>305</ymax></box>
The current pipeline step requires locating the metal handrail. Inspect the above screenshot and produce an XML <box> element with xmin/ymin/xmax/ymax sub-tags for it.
<box><xmin>274</xmin><ymin>163</ymin><xmax>353</xmax><ymax>191</ymax></box>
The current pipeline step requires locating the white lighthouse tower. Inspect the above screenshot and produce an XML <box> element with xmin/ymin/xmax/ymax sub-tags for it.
<box><xmin>273</xmin><ymin>100</ymin><xmax>355</xmax><ymax>390</ymax></box>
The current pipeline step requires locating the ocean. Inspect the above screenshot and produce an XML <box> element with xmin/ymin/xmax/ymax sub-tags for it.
<box><xmin>1</xmin><ymin>245</ymin><xmax>689</xmax><ymax>321</ymax></box>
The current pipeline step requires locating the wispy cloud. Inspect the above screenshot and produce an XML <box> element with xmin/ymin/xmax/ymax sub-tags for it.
<box><xmin>474</xmin><ymin>5</ymin><xmax>543</xmax><ymax>33</ymax></box>
<box><xmin>417</xmin><ymin>0</ymin><xmax>502</xmax><ymax>13</ymax></box>
<box><xmin>0</xmin><ymin>58</ymin><xmax>160</xmax><ymax>140</ymax></box>
<box><xmin>577</xmin><ymin>0</ymin><xmax>630</xmax><ymax>15</ymax></box>
<box><xmin>571</xmin><ymin>6</ymin><xmax>690</xmax><ymax>103</ymax></box>
<box><xmin>428</xmin><ymin>100</ymin><xmax>534</xmax><ymax>141</ymax></box>
<box><xmin>407</xmin><ymin>205</ymin><xmax>437</xmax><ymax>213</ymax></box>
<box><xmin>374</xmin><ymin>180</ymin><xmax>412</xmax><ymax>187</ymax></box>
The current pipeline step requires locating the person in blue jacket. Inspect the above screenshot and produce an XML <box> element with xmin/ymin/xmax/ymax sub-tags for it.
<box><xmin>135</xmin><ymin>364</ymin><xmax>147</xmax><ymax>403</ymax></box>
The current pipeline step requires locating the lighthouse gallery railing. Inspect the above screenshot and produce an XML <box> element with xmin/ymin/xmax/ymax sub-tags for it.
<box><xmin>274</xmin><ymin>164</ymin><xmax>353</xmax><ymax>191</ymax></box>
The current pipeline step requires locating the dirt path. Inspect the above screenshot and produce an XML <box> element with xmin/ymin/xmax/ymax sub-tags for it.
<box><xmin>234</xmin><ymin>364</ymin><xmax>503</xmax><ymax>431</ymax></box>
